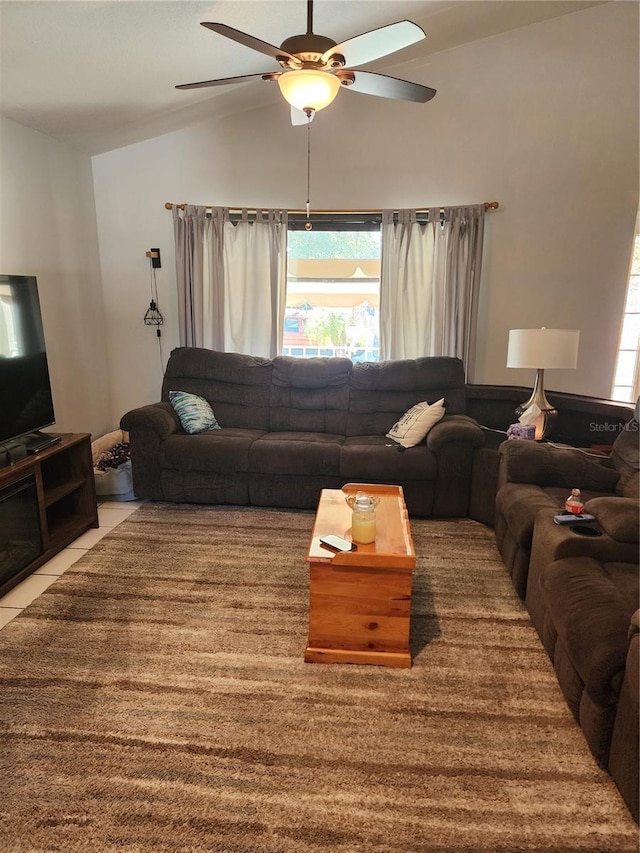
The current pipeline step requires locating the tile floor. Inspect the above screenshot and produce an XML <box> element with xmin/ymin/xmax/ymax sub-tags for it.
<box><xmin>0</xmin><ymin>500</ymin><xmax>144</xmax><ymax>631</ymax></box>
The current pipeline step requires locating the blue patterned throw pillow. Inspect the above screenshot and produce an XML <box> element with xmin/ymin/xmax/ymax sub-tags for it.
<box><xmin>168</xmin><ymin>391</ymin><xmax>221</xmax><ymax>434</ymax></box>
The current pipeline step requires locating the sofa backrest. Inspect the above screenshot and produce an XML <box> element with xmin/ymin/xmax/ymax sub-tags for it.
<box><xmin>162</xmin><ymin>347</ymin><xmax>272</xmax><ymax>430</ymax></box>
<box><xmin>162</xmin><ymin>348</ymin><xmax>468</xmax><ymax>437</ymax></box>
<box><xmin>346</xmin><ymin>357</ymin><xmax>467</xmax><ymax>437</ymax></box>
<box><xmin>270</xmin><ymin>356</ymin><xmax>352</xmax><ymax>434</ymax></box>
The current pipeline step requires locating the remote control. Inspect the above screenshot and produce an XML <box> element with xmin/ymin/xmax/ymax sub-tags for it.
<box><xmin>554</xmin><ymin>513</ymin><xmax>595</xmax><ymax>525</ymax></box>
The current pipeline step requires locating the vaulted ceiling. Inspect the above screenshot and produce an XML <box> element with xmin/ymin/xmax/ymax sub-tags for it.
<box><xmin>0</xmin><ymin>0</ymin><xmax>605</xmax><ymax>155</ymax></box>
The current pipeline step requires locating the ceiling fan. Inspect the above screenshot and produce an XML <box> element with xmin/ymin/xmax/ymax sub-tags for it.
<box><xmin>176</xmin><ymin>0</ymin><xmax>436</xmax><ymax>124</ymax></box>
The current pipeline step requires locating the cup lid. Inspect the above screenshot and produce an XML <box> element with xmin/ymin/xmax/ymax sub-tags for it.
<box><xmin>354</xmin><ymin>493</ymin><xmax>375</xmax><ymax>510</ymax></box>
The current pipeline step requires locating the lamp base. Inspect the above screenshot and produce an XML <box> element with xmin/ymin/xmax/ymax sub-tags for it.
<box><xmin>515</xmin><ymin>369</ymin><xmax>558</xmax><ymax>441</ymax></box>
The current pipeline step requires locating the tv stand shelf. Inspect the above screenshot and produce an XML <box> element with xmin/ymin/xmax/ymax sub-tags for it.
<box><xmin>0</xmin><ymin>433</ymin><xmax>98</xmax><ymax>597</ymax></box>
<box><xmin>44</xmin><ymin>476</ymin><xmax>89</xmax><ymax>508</ymax></box>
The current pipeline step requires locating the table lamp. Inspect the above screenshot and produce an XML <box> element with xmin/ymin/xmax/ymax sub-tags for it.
<box><xmin>506</xmin><ymin>327</ymin><xmax>580</xmax><ymax>440</ymax></box>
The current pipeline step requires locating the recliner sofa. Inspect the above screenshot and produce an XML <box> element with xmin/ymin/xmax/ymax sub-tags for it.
<box><xmin>493</xmin><ymin>421</ymin><xmax>639</xmax><ymax>822</ymax></box>
<box><xmin>494</xmin><ymin>422</ymin><xmax>638</xmax><ymax>600</ymax></box>
<box><xmin>121</xmin><ymin>347</ymin><xmax>484</xmax><ymax>517</ymax></box>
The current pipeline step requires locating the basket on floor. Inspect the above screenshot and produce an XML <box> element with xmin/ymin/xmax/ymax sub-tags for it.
<box><xmin>91</xmin><ymin>429</ymin><xmax>136</xmax><ymax>502</ymax></box>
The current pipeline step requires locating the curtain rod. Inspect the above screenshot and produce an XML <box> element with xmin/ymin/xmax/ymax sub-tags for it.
<box><xmin>164</xmin><ymin>201</ymin><xmax>499</xmax><ymax>213</ymax></box>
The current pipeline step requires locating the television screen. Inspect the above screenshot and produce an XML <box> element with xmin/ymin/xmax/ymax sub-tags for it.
<box><xmin>0</xmin><ymin>275</ymin><xmax>56</xmax><ymax>444</ymax></box>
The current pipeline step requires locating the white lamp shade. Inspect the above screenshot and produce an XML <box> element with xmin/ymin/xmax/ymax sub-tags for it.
<box><xmin>277</xmin><ymin>70</ymin><xmax>341</xmax><ymax>112</ymax></box>
<box><xmin>507</xmin><ymin>328</ymin><xmax>580</xmax><ymax>369</ymax></box>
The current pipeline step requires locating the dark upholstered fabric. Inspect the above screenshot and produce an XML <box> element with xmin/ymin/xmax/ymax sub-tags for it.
<box><xmin>269</xmin><ymin>386</ymin><xmax>350</xmax><ymax>434</ymax></box>
<box><xmin>526</xmin><ymin>555</ymin><xmax>638</xmax><ymax>772</ymax></box>
<box><xmin>160</xmin><ymin>430</ymin><xmax>265</xmax><ymax>473</ymax></box>
<box><xmin>162</xmin><ymin>347</ymin><xmax>272</xmax><ymax>431</ymax></box>
<box><xmin>609</xmin><ymin>618</ymin><xmax>639</xmax><ymax>822</ymax></box>
<box><xmin>497</xmin><ymin>440</ymin><xmax>619</xmax><ymax>491</ymax></box>
<box><xmin>469</xmin><ymin>447</ymin><xmax>500</xmax><ymax>526</ymax></box>
<box><xmin>340</xmin><ymin>436</ymin><xmax>437</xmax><ymax>482</ymax></box>
<box><xmin>426</xmin><ymin>415</ymin><xmax>484</xmax><ymax>453</ymax></box>
<box><xmin>120</xmin><ymin>402</ymin><xmax>180</xmax><ymax>499</ymax></box>
<box><xmin>585</xmin><ymin>496</ymin><xmax>640</xmax><ymax>543</ymax></box>
<box><xmin>272</xmin><ymin>356</ymin><xmax>352</xmax><ymax>389</ymax></box>
<box><xmin>430</xmin><ymin>439</ymin><xmax>479</xmax><ymax>518</ymax></box>
<box><xmin>527</xmin><ymin>513</ymin><xmax>639</xmax><ymax>610</ymax></box>
<box><xmin>346</xmin><ymin>357</ymin><xmax>466</xmax><ymax>437</ymax></box>
<box><xmin>248</xmin><ymin>474</ymin><xmax>344</xmax><ymax>510</ymax></box>
<box><xmin>543</xmin><ymin>559</ymin><xmax>638</xmax><ymax>704</ymax></box>
<box><xmin>161</xmin><ymin>470</ymin><xmax>250</xmax><ymax>505</ymax></box>
<box><xmin>249</xmin><ymin>432</ymin><xmax>344</xmax><ymax>476</ymax></box>
<box><xmin>270</xmin><ymin>356</ymin><xmax>351</xmax><ymax>435</ymax></box>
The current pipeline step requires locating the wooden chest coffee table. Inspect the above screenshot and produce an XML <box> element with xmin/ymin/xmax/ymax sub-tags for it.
<box><xmin>305</xmin><ymin>483</ymin><xmax>416</xmax><ymax>668</ymax></box>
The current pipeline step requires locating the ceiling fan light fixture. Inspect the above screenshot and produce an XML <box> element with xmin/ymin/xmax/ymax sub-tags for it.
<box><xmin>277</xmin><ymin>69</ymin><xmax>340</xmax><ymax>113</ymax></box>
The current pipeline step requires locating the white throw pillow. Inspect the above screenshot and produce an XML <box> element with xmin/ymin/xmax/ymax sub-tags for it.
<box><xmin>386</xmin><ymin>399</ymin><xmax>445</xmax><ymax>448</ymax></box>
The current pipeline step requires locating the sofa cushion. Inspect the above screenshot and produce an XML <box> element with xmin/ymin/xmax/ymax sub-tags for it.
<box><xmin>162</xmin><ymin>348</ymin><xmax>272</xmax><ymax>430</ymax></box>
<box><xmin>168</xmin><ymin>390</ymin><xmax>220</xmax><ymax>434</ymax></box>
<box><xmin>269</xmin><ymin>357</ymin><xmax>351</xmax><ymax>434</ymax></box>
<box><xmin>347</xmin><ymin>357</ymin><xmax>466</xmax><ymax>437</ymax></box>
<box><xmin>159</xmin><ymin>429</ymin><xmax>264</xmax><ymax>473</ymax></box>
<box><xmin>249</xmin><ymin>432</ymin><xmax>344</xmax><ymax>476</ymax></box>
<box><xmin>542</xmin><ymin>558</ymin><xmax>639</xmax><ymax>705</ymax></box>
<box><xmin>272</xmin><ymin>355</ymin><xmax>352</xmax><ymax>389</ymax></box>
<box><xmin>386</xmin><ymin>399</ymin><xmax>445</xmax><ymax>448</ymax></box>
<box><xmin>340</xmin><ymin>436</ymin><xmax>437</xmax><ymax>482</ymax></box>
<box><xmin>497</xmin><ymin>440</ymin><xmax>620</xmax><ymax>491</ymax></box>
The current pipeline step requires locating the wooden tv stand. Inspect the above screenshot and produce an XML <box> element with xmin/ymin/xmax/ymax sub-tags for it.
<box><xmin>0</xmin><ymin>433</ymin><xmax>98</xmax><ymax>597</ymax></box>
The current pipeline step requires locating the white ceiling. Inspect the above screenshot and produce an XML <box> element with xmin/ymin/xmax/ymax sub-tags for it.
<box><xmin>0</xmin><ymin>0</ymin><xmax>605</xmax><ymax>155</ymax></box>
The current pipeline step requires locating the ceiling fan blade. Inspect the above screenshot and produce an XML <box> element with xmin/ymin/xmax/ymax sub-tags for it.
<box><xmin>345</xmin><ymin>70</ymin><xmax>436</xmax><ymax>103</ymax></box>
<box><xmin>291</xmin><ymin>106</ymin><xmax>314</xmax><ymax>126</ymax></box>
<box><xmin>321</xmin><ymin>20</ymin><xmax>425</xmax><ymax>68</ymax></box>
<box><xmin>201</xmin><ymin>22</ymin><xmax>300</xmax><ymax>65</ymax></box>
<box><xmin>175</xmin><ymin>72</ymin><xmax>273</xmax><ymax>91</ymax></box>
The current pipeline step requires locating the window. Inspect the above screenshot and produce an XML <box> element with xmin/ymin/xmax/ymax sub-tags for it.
<box><xmin>612</xmin><ymin>231</ymin><xmax>640</xmax><ymax>402</ymax></box>
<box><xmin>283</xmin><ymin>216</ymin><xmax>381</xmax><ymax>361</ymax></box>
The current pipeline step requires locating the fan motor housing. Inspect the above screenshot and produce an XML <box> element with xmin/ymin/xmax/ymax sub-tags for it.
<box><xmin>280</xmin><ymin>33</ymin><xmax>341</xmax><ymax>68</ymax></box>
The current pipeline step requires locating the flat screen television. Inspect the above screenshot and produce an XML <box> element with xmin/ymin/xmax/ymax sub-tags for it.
<box><xmin>0</xmin><ymin>275</ymin><xmax>59</xmax><ymax>452</ymax></box>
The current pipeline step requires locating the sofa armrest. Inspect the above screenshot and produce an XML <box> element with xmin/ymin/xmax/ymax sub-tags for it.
<box><xmin>584</xmin><ymin>497</ymin><xmax>640</xmax><ymax>544</ymax></box>
<box><xmin>427</xmin><ymin>416</ymin><xmax>484</xmax><ymax>517</ymax></box>
<box><xmin>120</xmin><ymin>402</ymin><xmax>179</xmax><ymax>441</ymax></box>
<box><xmin>119</xmin><ymin>402</ymin><xmax>179</xmax><ymax>500</ymax></box>
<box><xmin>426</xmin><ymin>415</ymin><xmax>484</xmax><ymax>453</ymax></box>
<box><xmin>498</xmin><ymin>440</ymin><xmax>619</xmax><ymax>491</ymax></box>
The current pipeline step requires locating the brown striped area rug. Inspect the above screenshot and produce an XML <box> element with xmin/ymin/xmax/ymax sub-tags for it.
<box><xmin>0</xmin><ymin>504</ymin><xmax>637</xmax><ymax>853</ymax></box>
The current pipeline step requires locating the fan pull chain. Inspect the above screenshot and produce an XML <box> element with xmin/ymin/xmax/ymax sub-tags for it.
<box><xmin>305</xmin><ymin>121</ymin><xmax>312</xmax><ymax>230</ymax></box>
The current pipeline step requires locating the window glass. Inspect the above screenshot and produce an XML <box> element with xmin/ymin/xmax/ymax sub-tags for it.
<box><xmin>612</xmin><ymin>233</ymin><xmax>640</xmax><ymax>402</ymax></box>
<box><xmin>283</xmin><ymin>227</ymin><xmax>381</xmax><ymax>361</ymax></box>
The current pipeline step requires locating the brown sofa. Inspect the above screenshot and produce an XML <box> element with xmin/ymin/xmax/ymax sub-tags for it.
<box><xmin>121</xmin><ymin>347</ymin><xmax>484</xmax><ymax>517</ymax></box>
<box><xmin>494</xmin><ymin>420</ymin><xmax>638</xmax><ymax>600</ymax></box>
<box><xmin>494</xmin><ymin>421</ymin><xmax>639</xmax><ymax>822</ymax></box>
<box><xmin>525</xmin><ymin>542</ymin><xmax>639</xmax><ymax>821</ymax></box>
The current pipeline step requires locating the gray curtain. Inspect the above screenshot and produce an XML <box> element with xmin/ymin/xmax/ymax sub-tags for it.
<box><xmin>173</xmin><ymin>205</ymin><xmax>287</xmax><ymax>357</ymax></box>
<box><xmin>380</xmin><ymin>204</ymin><xmax>485</xmax><ymax>376</ymax></box>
